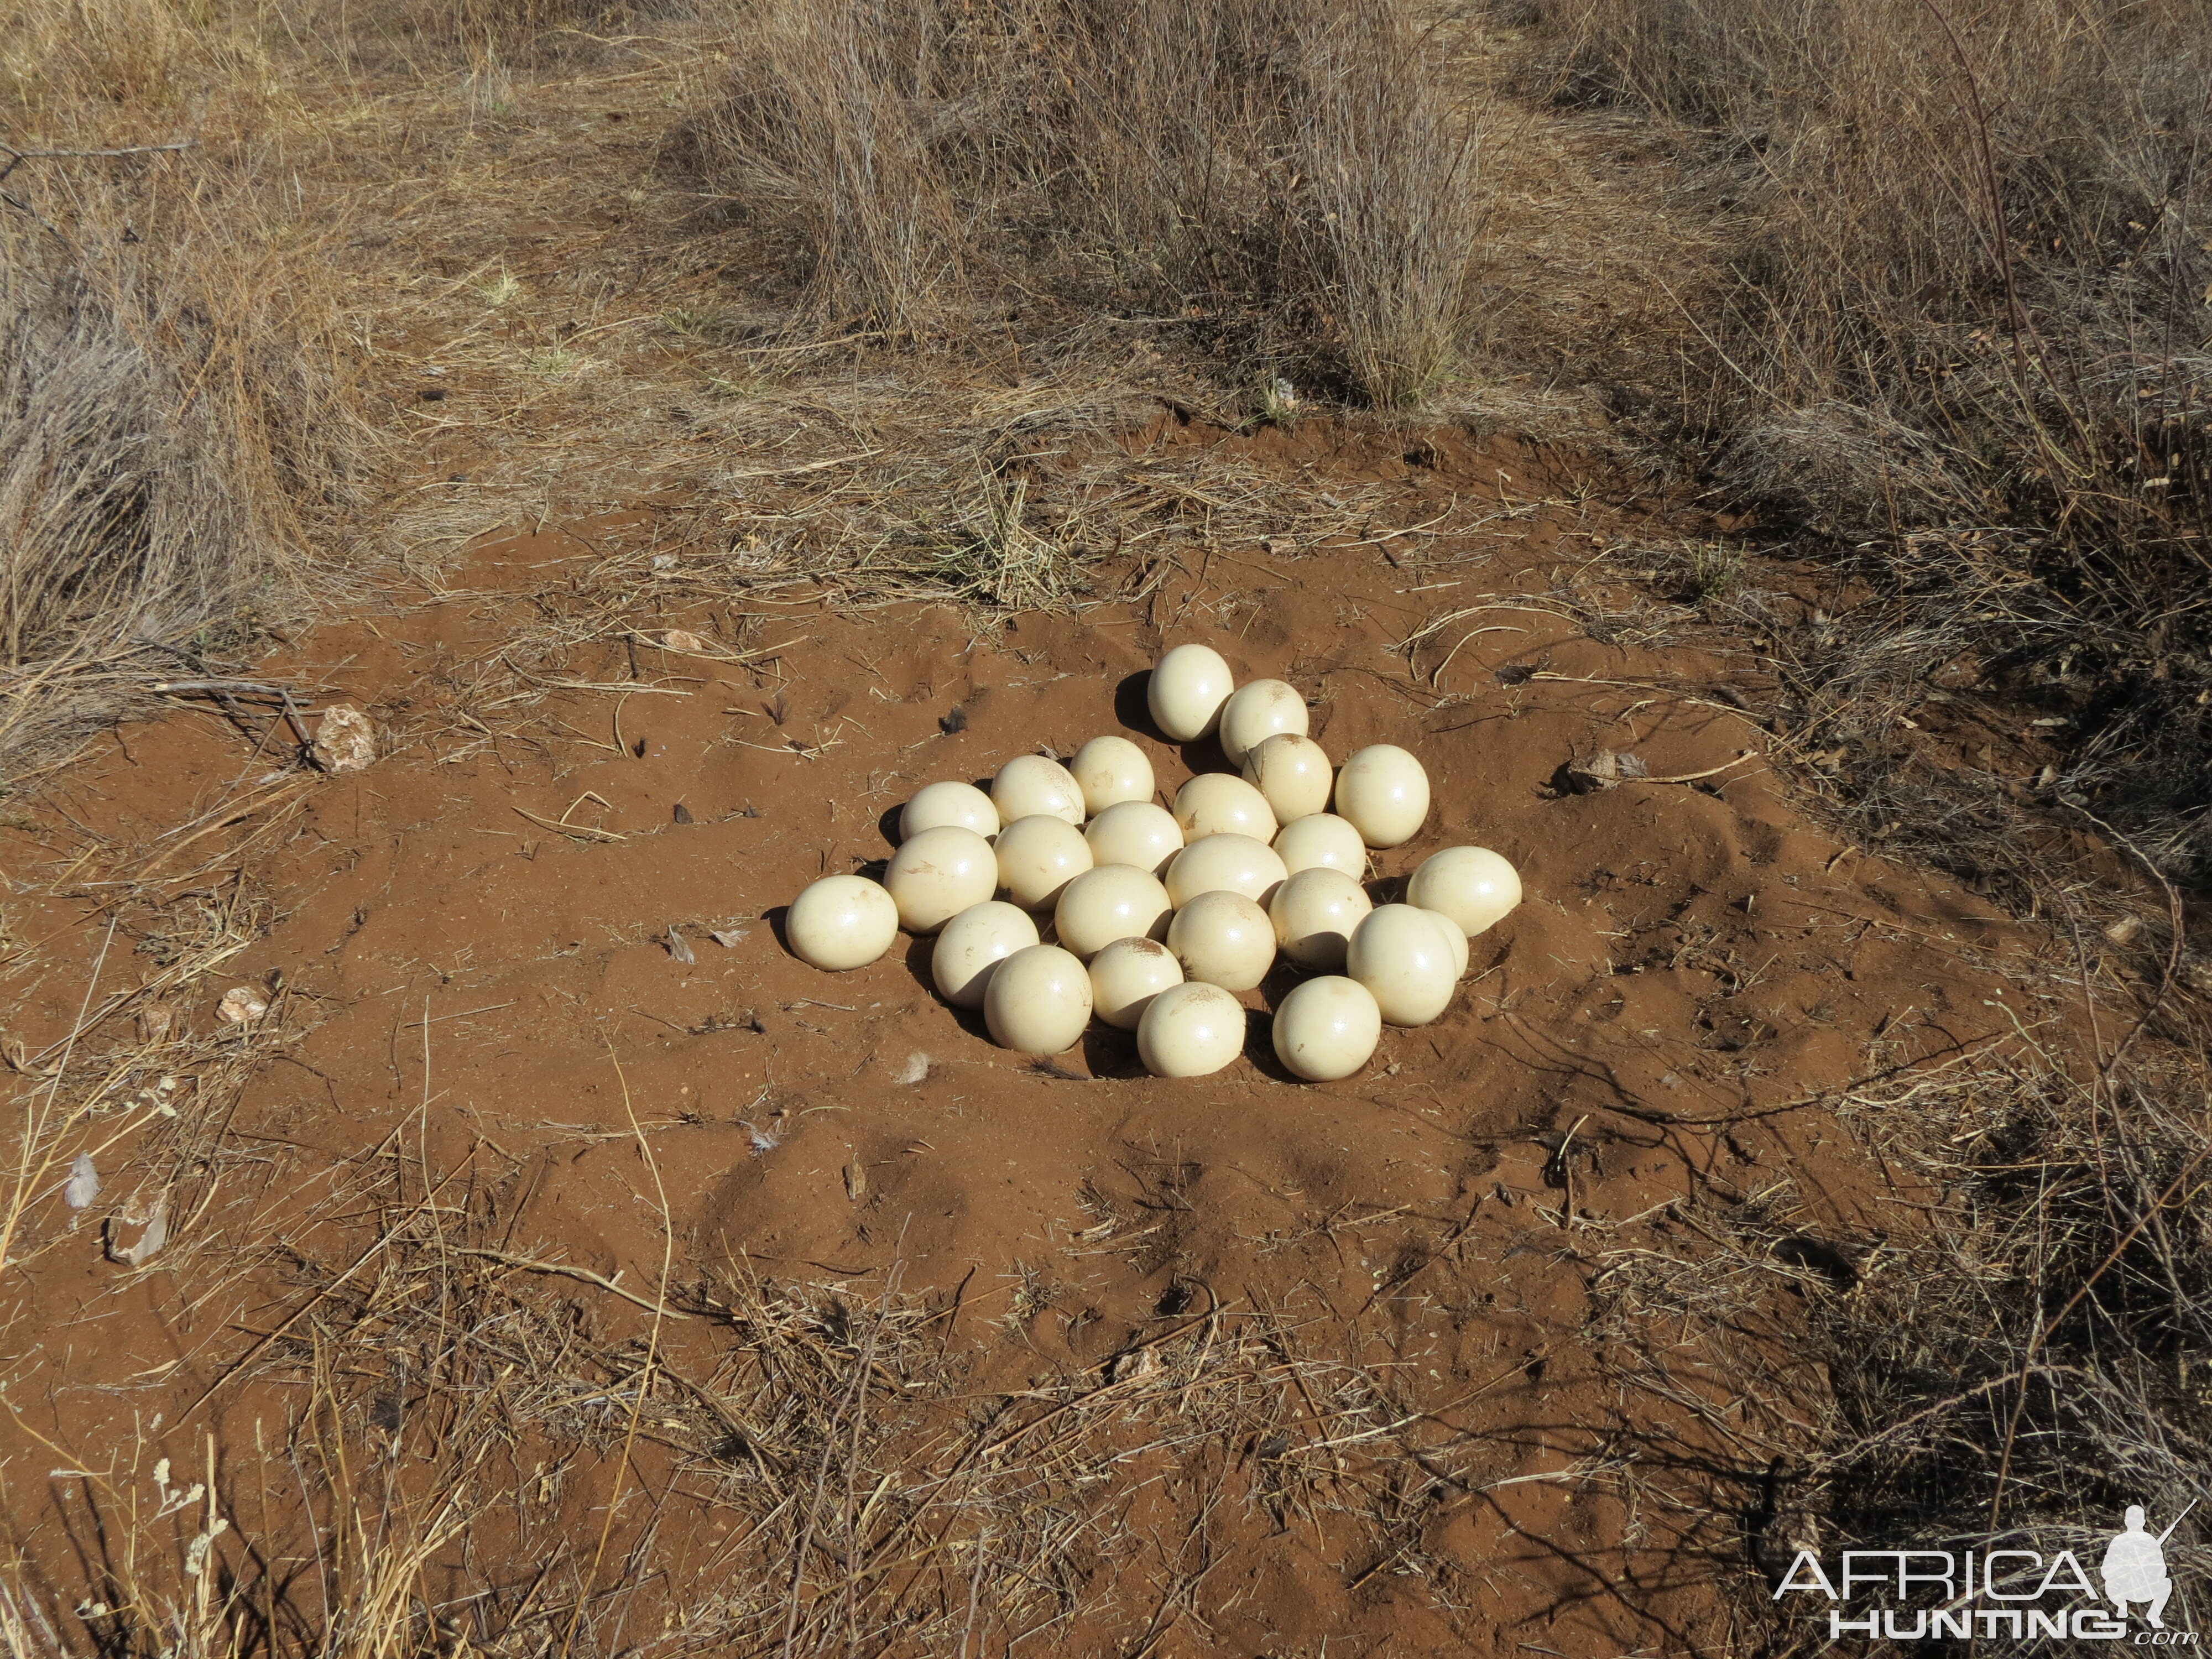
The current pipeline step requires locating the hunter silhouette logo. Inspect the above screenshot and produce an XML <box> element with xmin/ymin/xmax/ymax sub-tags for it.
<box><xmin>2106</xmin><ymin>1505</ymin><xmax>2188</xmax><ymax>1630</ymax></box>
<box><xmin>1775</xmin><ymin>1503</ymin><xmax>2197</xmax><ymax>1643</ymax></box>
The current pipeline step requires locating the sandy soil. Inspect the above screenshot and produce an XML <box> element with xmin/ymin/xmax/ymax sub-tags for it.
<box><xmin>0</xmin><ymin>407</ymin><xmax>2085</xmax><ymax>1654</ymax></box>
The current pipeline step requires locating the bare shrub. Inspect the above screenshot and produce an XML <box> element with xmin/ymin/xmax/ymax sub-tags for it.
<box><xmin>687</xmin><ymin>0</ymin><xmax>977</xmax><ymax>334</ymax></box>
<box><xmin>689</xmin><ymin>0</ymin><xmax>1483</xmax><ymax>404</ymax></box>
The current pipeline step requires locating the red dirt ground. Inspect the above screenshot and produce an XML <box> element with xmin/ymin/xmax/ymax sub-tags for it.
<box><xmin>1</xmin><ymin>415</ymin><xmax>2073</xmax><ymax>1655</ymax></box>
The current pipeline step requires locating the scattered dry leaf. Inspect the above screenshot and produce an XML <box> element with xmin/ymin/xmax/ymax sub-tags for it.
<box><xmin>103</xmin><ymin>1197</ymin><xmax>169</xmax><ymax>1267</ymax></box>
<box><xmin>1562</xmin><ymin>748</ymin><xmax>1650</xmax><ymax>793</ymax></box>
<box><xmin>135</xmin><ymin>1001</ymin><xmax>177</xmax><ymax>1044</ymax></box>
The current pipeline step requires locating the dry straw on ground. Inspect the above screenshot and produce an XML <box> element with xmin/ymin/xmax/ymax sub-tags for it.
<box><xmin>13</xmin><ymin>1117</ymin><xmax>1492</xmax><ymax>1658</ymax></box>
<box><xmin>1580</xmin><ymin>1048</ymin><xmax>2212</xmax><ymax>1645</ymax></box>
<box><xmin>8</xmin><ymin>0</ymin><xmax>2212</xmax><ymax>1653</ymax></box>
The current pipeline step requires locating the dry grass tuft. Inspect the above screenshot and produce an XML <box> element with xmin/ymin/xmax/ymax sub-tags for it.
<box><xmin>1297</xmin><ymin>8</ymin><xmax>1485</xmax><ymax>408</ymax></box>
<box><xmin>689</xmin><ymin>0</ymin><xmax>1484</xmax><ymax>406</ymax></box>
<box><xmin>1514</xmin><ymin>0</ymin><xmax>2212</xmax><ymax>881</ymax></box>
<box><xmin>0</xmin><ymin>158</ymin><xmax>369</xmax><ymax>789</ymax></box>
<box><xmin>0</xmin><ymin>0</ymin><xmax>206</xmax><ymax>128</ymax></box>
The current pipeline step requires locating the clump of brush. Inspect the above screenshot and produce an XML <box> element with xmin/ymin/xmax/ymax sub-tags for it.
<box><xmin>688</xmin><ymin>0</ymin><xmax>1485</xmax><ymax>408</ymax></box>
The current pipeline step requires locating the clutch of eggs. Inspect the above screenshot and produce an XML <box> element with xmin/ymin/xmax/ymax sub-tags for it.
<box><xmin>784</xmin><ymin>641</ymin><xmax>1527</xmax><ymax>1082</ymax></box>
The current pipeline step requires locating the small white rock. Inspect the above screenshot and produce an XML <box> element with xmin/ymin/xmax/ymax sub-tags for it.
<box><xmin>312</xmin><ymin>704</ymin><xmax>377</xmax><ymax>773</ymax></box>
<box><xmin>216</xmin><ymin>987</ymin><xmax>268</xmax><ymax>1025</ymax></box>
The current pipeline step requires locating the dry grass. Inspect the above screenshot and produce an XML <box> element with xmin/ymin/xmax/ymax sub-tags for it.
<box><xmin>0</xmin><ymin>0</ymin><xmax>211</xmax><ymax>132</ymax></box>
<box><xmin>0</xmin><ymin>868</ymin><xmax>298</xmax><ymax>1317</ymax></box>
<box><xmin>1297</xmin><ymin>8</ymin><xmax>1485</xmax><ymax>408</ymax></box>
<box><xmin>1</xmin><ymin>877</ymin><xmax>325</xmax><ymax>1659</ymax></box>
<box><xmin>14</xmin><ymin>2</ymin><xmax>2212</xmax><ymax>1652</ymax></box>
<box><xmin>688</xmin><ymin>0</ymin><xmax>1484</xmax><ymax>406</ymax></box>
<box><xmin>8</xmin><ymin>1168</ymin><xmax>613</xmax><ymax>1659</ymax></box>
<box><xmin>1510</xmin><ymin>0</ymin><xmax>2212</xmax><ymax>884</ymax></box>
<box><xmin>3</xmin><ymin>1027</ymin><xmax>673</xmax><ymax>1659</ymax></box>
<box><xmin>0</xmin><ymin>30</ymin><xmax>371</xmax><ymax>792</ymax></box>
<box><xmin>369</xmin><ymin>393</ymin><xmax>1419</xmax><ymax>746</ymax></box>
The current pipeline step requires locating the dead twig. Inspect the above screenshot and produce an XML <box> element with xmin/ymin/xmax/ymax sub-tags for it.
<box><xmin>446</xmin><ymin>1247</ymin><xmax>691</xmax><ymax>1321</ymax></box>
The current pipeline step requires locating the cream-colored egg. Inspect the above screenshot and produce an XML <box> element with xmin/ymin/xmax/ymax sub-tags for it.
<box><xmin>1267</xmin><ymin>867</ymin><xmax>1374</xmax><ymax>972</ymax></box>
<box><xmin>991</xmin><ymin>754</ymin><xmax>1086</xmax><ymax>826</ymax></box>
<box><xmin>1217</xmin><ymin>678</ymin><xmax>1308</xmax><ymax>765</ymax></box>
<box><xmin>1166</xmin><ymin>889</ymin><xmax>1276</xmax><ymax>991</ymax></box>
<box><xmin>1136</xmin><ymin>981</ymin><xmax>1248</xmax><ymax>1078</ymax></box>
<box><xmin>994</xmin><ymin>814</ymin><xmax>1093</xmax><ymax>912</ymax></box>
<box><xmin>1088</xmin><ymin>936</ymin><xmax>1184</xmax><ymax>1030</ymax></box>
<box><xmin>1053</xmin><ymin>865</ymin><xmax>1173</xmax><ymax>961</ymax></box>
<box><xmin>899</xmin><ymin>780</ymin><xmax>999</xmax><ymax>842</ymax></box>
<box><xmin>1242</xmin><ymin>733</ymin><xmax>1333</xmax><ymax>823</ymax></box>
<box><xmin>1271</xmin><ymin>976</ymin><xmax>1382</xmax><ymax>1082</ymax></box>
<box><xmin>1173</xmin><ymin>774</ymin><xmax>1278</xmax><ymax>844</ymax></box>
<box><xmin>1346</xmin><ymin>904</ymin><xmax>1457</xmax><ymax>1025</ymax></box>
<box><xmin>984</xmin><ymin>943</ymin><xmax>1094</xmax><ymax>1054</ymax></box>
<box><xmin>931</xmin><ymin>901</ymin><xmax>1040</xmax><ymax>1008</ymax></box>
<box><xmin>1333</xmin><ymin>744</ymin><xmax>1431</xmax><ymax>848</ymax></box>
<box><xmin>1272</xmin><ymin>812</ymin><xmax>1368</xmax><ymax>878</ymax></box>
<box><xmin>1147</xmin><ymin>643</ymin><xmax>1235</xmax><ymax>742</ymax></box>
<box><xmin>1164</xmin><ymin>833</ymin><xmax>1288</xmax><ymax>908</ymax></box>
<box><xmin>1407</xmin><ymin>846</ymin><xmax>1524</xmax><ymax>937</ymax></box>
<box><xmin>1070</xmin><ymin>735</ymin><xmax>1155</xmax><ymax>817</ymax></box>
<box><xmin>882</xmin><ymin>826</ymin><xmax>998</xmax><ymax>933</ymax></box>
<box><xmin>1418</xmin><ymin>906</ymin><xmax>1470</xmax><ymax>978</ymax></box>
<box><xmin>1084</xmin><ymin>801</ymin><xmax>1183</xmax><ymax>875</ymax></box>
<box><xmin>787</xmin><ymin>875</ymin><xmax>899</xmax><ymax>971</ymax></box>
